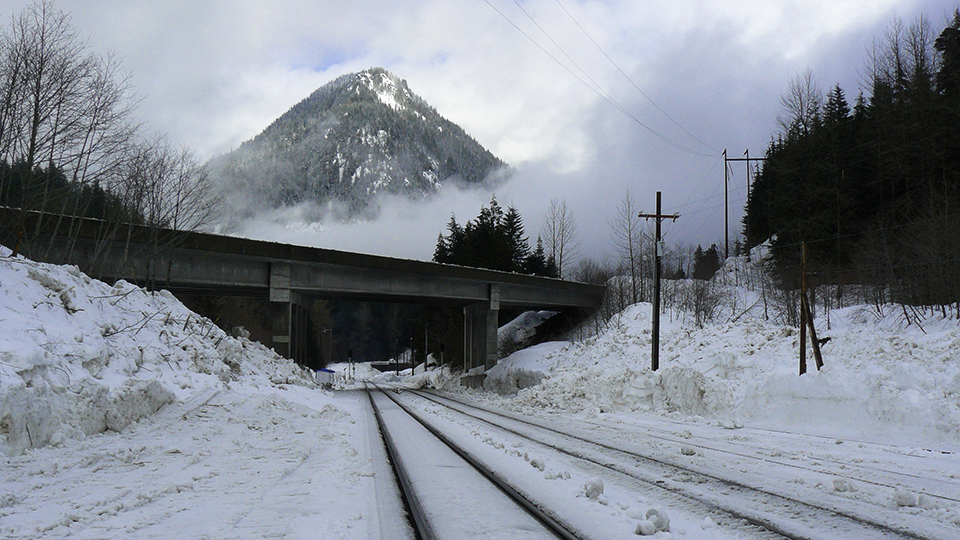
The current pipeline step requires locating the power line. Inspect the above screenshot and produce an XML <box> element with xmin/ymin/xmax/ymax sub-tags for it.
<box><xmin>552</xmin><ymin>0</ymin><xmax>719</xmax><ymax>154</ymax></box>
<box><xmin>510</xmin><ymin>0</ymin><xmax>614</xmax><ymax>104</ymax></box>
<box><xmin>672</xmin><ymin>157</ymin><xmax>748</xmax><ymax>242</ymax></box>
<box><xmin>674</xmin><ymin>156</ymin><xmax>723</xmax><ymax>210</ymax></box>
<box><xmin>654</xmin><ymin>157</ymin><xmax>722</xmax><ymax>242</ymax></box>
<box><xmin>675</xmin><ymin>176</ymin><xmax>747</xmax><ymax>212</ymax></box>
<box><xmin>678</xmin><ymin>200</ymin><xmax>725</xmax><ymax>243</ymax></box>
<box><xmin>810</xmin><ymin>255</ymin><xmax>960</xmax><ymax>277</ymax></box>
<box><xmin>485</xmin><ymin>0</ymin><xmax>739</xmax><ymax>245</ymax></box>
<box><xmin>482</xmin><ymin>0</ymin><xmax>715</xmax><ymax>157</ymax></box>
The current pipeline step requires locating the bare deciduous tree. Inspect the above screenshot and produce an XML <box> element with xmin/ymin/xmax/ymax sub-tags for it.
<box><xmin>542</xmin><ymin>197</ymin><xmax>579</xmax><ymax>279</ymax></box>
<box><xmin>118</xmin><ymin>135</ymin><xmax>221</xmax><ymax>232</ymax></box>
<box><xmin>867</xmin><ymin>15</ymin><xmax>939</xmax><ymax>96</ymax></box>
<box><xmin>571</xmin><ymin>257</ymin><xmax>613</xmax><ymax>285</ymax></box>
<box><xmin>0</xmin><ymin>0</ymin><xmax>140</xmax><ymax>254</ymax></box>
<box><xmin>609</xmin><ymin>189</ymin><xmax>645</xmax><ymax>304</ymax></box>
<box><xmin>777</xmin><ymin>69</ymin><xmax>823</xmax><ymax>138</ymax></box>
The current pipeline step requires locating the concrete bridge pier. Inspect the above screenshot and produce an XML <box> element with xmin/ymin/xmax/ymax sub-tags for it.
<box><xmin>461</xmin><ymin>284</ymin><xmax>499</xmax><ymax>388</ymax></box>
<box><xmin>270</xmin><ymin>262</ymin><xmax>308</xmax><ymax>366</ymax></box>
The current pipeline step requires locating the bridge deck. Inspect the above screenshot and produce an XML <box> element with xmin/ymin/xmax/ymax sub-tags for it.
<box><xmin>2</xmin><ymin>209</ymin><xmax>603</xmax><ymax>309</ymax></box>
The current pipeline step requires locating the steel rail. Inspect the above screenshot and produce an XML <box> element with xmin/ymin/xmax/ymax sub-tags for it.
<box><xmin>366</xmin><ymin>385</ymin><xmax>436</xmax><ymax>540</ymax></box>
<box><xmin>368</xmin><ymin>384</ymin><xmax>584</xmax><ymax>540</ymax></box>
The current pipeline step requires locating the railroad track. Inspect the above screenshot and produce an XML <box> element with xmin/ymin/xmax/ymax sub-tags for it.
<box><xmin>567</xmin><ymin>413</ymin><xmax>960</xmax><ymax>507</ymax></box>
<box><xmin>365</xmin><ymin>383</ymin><xmax>582</xmax><ymax>539</ymax></box>
<box><xmin>392</xmin><ymin>387</ymin><xmax>957</xmax><ymax>540</ymax></box>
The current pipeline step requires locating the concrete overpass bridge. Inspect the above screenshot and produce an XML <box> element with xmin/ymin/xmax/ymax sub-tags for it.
<box><xmin>3</xmin><ymin>210</ymin><xmax>604</xmax><ymax>379</ymax></box>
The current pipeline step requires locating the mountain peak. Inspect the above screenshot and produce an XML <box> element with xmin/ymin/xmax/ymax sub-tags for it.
<box><xmin>209</xmin><ymin>68</ymin><xmax>507</xmax><ymax>220</ymax></box>
<box><xmin>356</xmin><ymin>68</ymin><xmax>411</xmax><ymax>111</ymax></box>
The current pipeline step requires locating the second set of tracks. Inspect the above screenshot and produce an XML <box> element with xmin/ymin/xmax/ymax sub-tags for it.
<box><xmin>365</xmin><ymin>383</ymin><xmax>956</xmax><ymax>540</ymax></box>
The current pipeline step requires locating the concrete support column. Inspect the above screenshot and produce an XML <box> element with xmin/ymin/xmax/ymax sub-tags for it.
<box><xmin>269</xmin><ymin>262</ymin><xmax>306</xmax><ymax>365</ymax></box>
<box><xmin>461</xmin><ymin>284</ymin><xmax>499</xmax><ymax>388</ymax></box>
<box><xmin>486</xmin><ymin>284</ymin><xmax>500</xmax><ymax>370</ymax></box>
<box><xmin>269</xmin><ymin>304</ymin><xmax>289</xmax><ymax>358</ymax></box>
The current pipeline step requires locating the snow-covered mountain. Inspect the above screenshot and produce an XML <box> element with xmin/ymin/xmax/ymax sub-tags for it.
<box><xmin>208</xmin><ymin>67</ymin><xmax>507</xmax><ymax>219</ymax></box>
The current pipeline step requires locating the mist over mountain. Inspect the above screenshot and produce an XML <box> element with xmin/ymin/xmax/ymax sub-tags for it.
<box><xmin>208</xmin><ymin>67</ymin><xmax>508</xmax><ymax>221</ymax></box>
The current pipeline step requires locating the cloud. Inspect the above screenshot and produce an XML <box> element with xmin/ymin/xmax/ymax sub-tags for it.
<box><xmin>226</xmin><ymin>184</ymin><xmax>500</xmax><ymax>261</ymax></box>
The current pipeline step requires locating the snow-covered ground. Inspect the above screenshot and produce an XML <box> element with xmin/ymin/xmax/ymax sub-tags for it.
<box><xmin>473</xmin><ymin>296</ymin><xmax>960</xmax><ymax>537</ymax></box>
<box><xmin>2</xmin><ymin>243</ymin><xmax>959</xmax><ymax>538</ymax></box>
<box><xmin>484</xmin><ymin>301</ymin><xmax>960</xmax><ymax>446</ymax></box>
<box><xmin>0</xmin><ymin>246</ymin><xmax>386</xmax><ymax>538</ymax></box>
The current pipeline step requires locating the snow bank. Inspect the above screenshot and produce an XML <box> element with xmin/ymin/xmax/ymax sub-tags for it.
<box><xmin>404</xmin><ymin>367</ymin><xmax>455</xmax><ymax>390</ymax></box>
<box><xmin>484</xmin><ymin>341</ymin><xmax>568</xmax><ymax>395</ymax></box>
<box><xmin>0</xmin><ymin>245</ymin><xmax>314</xmax><ymax>456</ymax></box>
<box><xmin>329</xmin><ymin>358</ymin><xmax>459</xmax><ymax>391</ymax></box>
<box><xmin>485</xmin><ymin>279</ymin><xmax>960</xmax><ymax>444</ymax></box>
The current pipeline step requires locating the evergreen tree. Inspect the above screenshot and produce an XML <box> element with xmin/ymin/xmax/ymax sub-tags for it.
<box><xmin>523</xmin><ymin>236</ymin><xmax>558</xmax><ymax>277</ymax></box>
<box><xmin>433</xmin><ymin>233</ymin><xmax>449</xmax><ymax>263</ymax></box>
<box><xmin>692</xmin><ymin>244</ymin><xmax>721</xmax><ymax>280</ymax></box>
<box><xmin>935</xmin><ymin>11</ymin><xmax>960</xmax><ymax>106</ymax></box>
<box><xmin>465</xmin><ymin>196</ymin><xmax>511</xmax><ymax>271</ymax></box>
<box><xmin>503</xmin><ymin>205</ymin><xmax>529</xmax><ymax>272</ymax></box>
<box><xmin>433</xmin><ymin>197</ymin><xmax>550</xmax><ymax>276</ymax></box>
<box><xmin>434</xmin><ymin>214</ymin><xmax>463</xmax><ymax>264</ymax></box>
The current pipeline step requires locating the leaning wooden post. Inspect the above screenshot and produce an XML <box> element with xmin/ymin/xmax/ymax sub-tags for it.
<box><xmin>805</xmin><ymin>293</ymin><xmax>824</xmax><ymax>371</ymax></box>
<box><xmin>799</xmin><ymin>242</ymin><xmax>824</xmax><ymax>373</ymax></box>
<box><xmin>800</xmin><ymin>242</ymin><xmax>807</xmax><ymax>375</ymax></box>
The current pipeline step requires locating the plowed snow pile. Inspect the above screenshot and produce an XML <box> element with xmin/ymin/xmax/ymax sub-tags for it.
<box><xmin>0</xmin><ymin>244</ymin><xmax>314</xmax><ymax>456</ymax></box>
<box><xmin>485</xmin><ymin>279</ymin><xmax>960</xmax><ymax>445</ymax></box>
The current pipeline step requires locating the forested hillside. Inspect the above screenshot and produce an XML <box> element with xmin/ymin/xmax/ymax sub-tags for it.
<box><xmin>744</xmin><ymin>11</ymin><xmax>960</xmax><ymax>306</ymax></box>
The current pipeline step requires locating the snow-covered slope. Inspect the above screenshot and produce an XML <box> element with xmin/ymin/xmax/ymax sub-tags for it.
<box><xmin>484</xmin><ymin>267</ymin><xmax>960</xmax><ymax>446</ymax></box>
<box><xmin>0</xmin><ymin>246</ymin><xmax>394</xmax><ymax>539</ymax></box>
<box><xmin>0</xmin><ymin>244</ymin><xmax>314</xmax><ymax>457</ymax></box>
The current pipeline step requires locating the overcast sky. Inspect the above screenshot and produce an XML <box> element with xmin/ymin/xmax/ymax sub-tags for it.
<box><xmin>6</xmin><ymin>0</ymin><xmax>957</xmax><ymax>265</ymax></box>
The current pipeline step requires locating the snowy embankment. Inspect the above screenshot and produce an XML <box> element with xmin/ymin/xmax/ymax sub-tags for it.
<box><xmin>0</xmin><ymin>244</ymin><xmax>314</xmax><ymax>457</ymax></box>
<box><xmin>484</xmin><ymin>270</ymin><xmax>960</xmax><ymax>446</ymax></box>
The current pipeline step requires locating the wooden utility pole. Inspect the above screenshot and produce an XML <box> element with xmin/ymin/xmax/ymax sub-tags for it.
<box><xmin>722</xmin><ymin>149</ymin><xmax>766</xmax><ymax>259</ymax></box>
<box><xmin>723</xmin><ymin>149</ymin><xmax>728</xmax><ymax>260</ymax></box>
<box><xmin>639</xmin><ymin>191</ymin><xmax>680</xmax><ymax>371</ymax></box>
<box><xmin>744</xmin><ymin>149</ymin><xmax>750</xmax><ymax>258</ymax></box>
